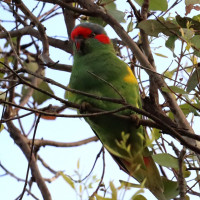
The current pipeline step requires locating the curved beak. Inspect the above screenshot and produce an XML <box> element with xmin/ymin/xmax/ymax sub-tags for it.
<box><xmin>74</xmin><ymin>37</ymin><xmax>84</xmax><ymax>52</ymax></box>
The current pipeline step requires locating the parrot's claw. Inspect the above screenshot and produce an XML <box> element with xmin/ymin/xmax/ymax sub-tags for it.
<box><xmin>80</xmin><ymin>102</ymin><xmax>91</xmax><ymax>113</ymax></box>
<box><xmin>130</xmin><ymin>114</ymin><xmax>140</xmax><ymax>128</ymax></box>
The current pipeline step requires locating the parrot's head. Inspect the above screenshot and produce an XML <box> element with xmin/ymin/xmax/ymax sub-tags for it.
<box><xmin>71</xmin><ymin>23</ymin><xmax>112</xmax><ymax>55</ymax></box>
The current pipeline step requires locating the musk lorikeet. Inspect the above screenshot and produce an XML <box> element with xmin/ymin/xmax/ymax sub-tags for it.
<box><xmin>68</xmin><ymin>23</ymin><xmax>166</xmax><ymax>200</ymax></box>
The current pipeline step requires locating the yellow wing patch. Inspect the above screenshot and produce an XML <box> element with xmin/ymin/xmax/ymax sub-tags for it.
<box><xmin>123</xmin><ymin>66</ymin><xmax>137</xmax><ymax>84</ymax></box>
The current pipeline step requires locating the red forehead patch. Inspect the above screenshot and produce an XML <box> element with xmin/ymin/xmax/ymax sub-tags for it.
<box><xmin>71</xmin><ymin>26</ymin><xmax>92</xmax><ymax>41</ymax></box>
<box><xmin>95</xmin><ymin>34</ymin><xmax>110</xmax><ymax>44</ymax></box>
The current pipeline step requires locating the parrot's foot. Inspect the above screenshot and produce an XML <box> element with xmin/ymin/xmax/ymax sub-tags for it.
<box><xmin>80</xmin><ymin>102</ymin><xmax>91</xmax><ymax>114</ymax></box>
<box><xmin>130</xmin><ymin>114</ymin><xmax>140</xmax><ymax>128</ymax></box>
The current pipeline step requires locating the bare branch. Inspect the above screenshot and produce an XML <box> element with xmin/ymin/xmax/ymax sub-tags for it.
<box><xmin>0</xmin><ymin>163</ymin><xmax>25</xmax><ymax>182</ymax></box>
<box><xmin>5</xmin><ymin>117</ymin><xmax>52</xmax><ymax>200</ymax></box>
<box><xmin>30</xmin><ymin>136</ymin><xmax>98</xmax><ymax>147</ymax></box>
<box><xmin>0</xmin><ymin>26</ymin><xmax>72</xmax><ymax>53</ymax></box>
<box><xmin>14</xmin><ymin>0</ymin><xmax>50</xmax><ymax>61</ymax></box>
<box><xmin>19</xmin><ymin>115</ymin><xmax>41</xmax><ymax>200</ymax></box>
<box><xmin>178</xmin><ymin>148</ymin><xmax>186</xmax><ymax>199</ymax></box>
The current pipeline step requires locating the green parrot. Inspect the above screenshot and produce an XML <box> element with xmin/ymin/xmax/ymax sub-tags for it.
<box><xmin>68</xmin><ymin>23</ymin><xmax>166</xmax><ymax>200</ymax></box>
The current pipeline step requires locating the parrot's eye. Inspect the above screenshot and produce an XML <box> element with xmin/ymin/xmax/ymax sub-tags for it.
<box><xmin>89</xmin><ymin>32</ymin><xmax>96</xmax><ymax>38</ymax></box>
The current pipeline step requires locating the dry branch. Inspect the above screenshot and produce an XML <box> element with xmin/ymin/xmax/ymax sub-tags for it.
<box><xmin>5</xmin><ymin>118</ymin><xmax>52</xmax><ymax>200</ymax></box>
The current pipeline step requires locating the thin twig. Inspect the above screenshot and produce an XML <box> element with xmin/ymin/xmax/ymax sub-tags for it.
<box><xmin>31</xmin><ymin>136</ymin><xmax>98</xmax><ymax>148</ymax></box>
<box><xmin>178</xmin><ymin>148</ymin><xmax>186</xmax><ymax>200</ymax></box>
<box><xmin>0</xmin><ymin>163</ymin><xmax>25</xmax><ymax>182</ymax></box>
<box><xmin>38</xmin><ymin>155</ymin><xmax>57</xmax><ymax>174</ymax></box>
<box><xmin>0</xmin><ymin>26</ymin><xmax>72</xmax><ymax>54</ymax></box>
<box><xmin>72</xmin><ymin>147</ymin><xmax>103</xmax><ymax>183</ymax></box>
<box><xmin>19</xmin><ymin>114</ymin><xmax>41</xmax><ymax>200</ymax></box>
<box><xmin>90</xmin><ymin>147</ymin><xmax>105</xmax><ymax>198</ymax></box>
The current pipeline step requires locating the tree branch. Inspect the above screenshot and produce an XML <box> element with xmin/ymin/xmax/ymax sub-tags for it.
<box><xmin>178</xmin><ymin>148</ymin><xmax>186</xmax><ymax>199</ymax></box>
<box><xmin>29</xmin><ymin>136</ymin><xmax>98</xmax><ymax>147</ymax></box>
<box><xmin>5</xmin><ymin>116</ymin><xmax>52</xmax><ymax>200</ymax></box>
<box><xmin>0</xmin><ymin>26</ymin><xmax>72</xmax><ymax>53</ymax></box>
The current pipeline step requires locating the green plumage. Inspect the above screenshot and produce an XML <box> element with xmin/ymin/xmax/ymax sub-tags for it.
<box><xmin>68</xmin><ymin>23</ymin><xmax>166</xmax><ymax>200</ymax></box>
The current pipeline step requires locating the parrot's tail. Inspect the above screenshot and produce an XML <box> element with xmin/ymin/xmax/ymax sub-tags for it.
<box><xmin>150</xmin><ymin>189</ymin><xmax>166</xmax><ymax>200</ymax></box>
<box><xmin>144</xmin><ymin>157</ymin><xmax>166</xmax><ymax>200</ymax></box>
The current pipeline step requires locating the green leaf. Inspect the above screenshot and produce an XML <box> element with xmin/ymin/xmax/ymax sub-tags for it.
<box><xmin>110</xmin><ymin>182</ymin><xmax>117</xmax><ymax>200</ymax></box>
<box><xmin>4</xmin><ymin>37</ymin><xmax>17</xmax><ymax>48</ymax></box>
<box><xmin>181</xmin><ymin>28</ymin><xmax>194</xmax><ymax>40</ymax></box>
<box><xmin>132</xmin><ymin>195</ymin><xmax>147</xmax><ymax>200</ymax></box>
<box><xmin>190</xmin><ymin>35</ymin><xmax>200</xmax><ymax>57</ymax></box>
<box><xmin>161</xmin><ymin>86</ymin><xmax>188</xmax><ymax>94</ymax></box>
<box><xmin>163</xmin><ymin>68</ymin><xmax>177</xmax><ymax>79</ymax></box>
<box><xmin>152</xmin><ymin>128</ymin><xmax>161</xmax><ymax>140</ymax></box>
<box><xmin>103</xmin><ymin>0</ymin><xmax>125</xmax><ymax>23</ymax></box>
<box><xmin>183</xmin><ymin>165</ymin><xmax>191</xmax><ymax>178</ymax></box>
<box><xmin>186</xmin><ymin>66</ymin><xmax>200</xmax><ymax>92</ymax></box>
<box><xmin>193</xmin><ymin>14</ymin><xmax>200</xmax><ymax>22</ymax></box>
<box><xmin>176</xmin><ymin>15</ymin><xmax>200</xmax><ymax>31</ymax></box>
<box><xmin>119</xmin><ymin>180</ymin><xmax>143</xmax><ymax>189</ymax></box>
<box><xmin>179</xmin><ymin>103</ymin><xmax>199</xmax><ymax>116</ymax></box>
<box><xmin>152</xmin><ymin>153</ymin><xmax>179</xmax><ymax>169</ymax></box>
<box><xmin>191</xmin><ymin>35</ymin><xmax>200</xmax><ymax>47</ymax></box>
<box><xmin>129</xmin><ymin>180</ymin><xmax>145</xmax><ymax>199</ymax></box>
<box><xmin>193</xmin><ymin>50</ymin><xmax>200</xmax><ymax>57</ymax></box>
<box><xmin>0</xmin><ymin>91</ymin><xmax>6</xmax><ymax>100</ymax></box>
<box><xmin>23</xmin><ymin>55</ymin><xmax>44</xmax><ymax>86</ymax></box>
<box><xmin>138</xmin><ymin>20</ymin><xmax>160</xmax><ymax>37</ymax></box>
<box><xmin>138</xmin><ymin>20</ymin><xmax>179</xmax><ymax>37</ymax></box>
<box><xmin>86</xmin><ymin>17</ymin><xmax>107</xmax><ymax>27</ymax></box>
<box><xmin>60</xmin><ymin>171</ymin><xmax>75</xmax><ymax>189</ymax></box>
<box><xmin>186</xmin><ymin>195</ymin><xmax>190</xmax><ymax>200</ymax></box>
<box><xmin>88</xmin><ymin>183</ymin><xmax>93</xmax><ymax>189</ymax></box>
<box><xmin>95</xmin><ymin>194</ymin><xmax>112</xmax><ymax>200</ymax></box>
<box><xmin>154</xmin><ymin>52</ymin><xmax>168</xmax><ymax>58</ymax></box>
<box><xmin>162</xmin><ymin>177</ymin><xmax>179</xmax><ymax>199</ymax></box>
<box><xmin>168</xmin><ymin>110</ymin><xmax>175</xmax><ymax>120</ymax></box>
<box><xmin>79</xmin><ymin>184</ymin><xmax>82</xmax><ymax>193</ymax></box>
<box><xmin>86</xmin><ymin>0</ymin><xmax>125</xmax><ymax>26</ymax></box>
<box><xmin>32</xmin><ymin>81</ymin><xmax>54</xmax><ymax>105</ymax></box>
<box><xmin>108</xmin><ymin>9</ymin><xmax>125</xmax><ymax>24</ymax></box>
<box><xmin>168</xmin><ymin>100</ymin><xmax>197</xmax><ymax>118</ymax></box>
<box><xmin>134</xmin><ymin>0</ymin><xmax>168</xmax><ymax>11</ymax></box>
<box><xmin>165</xmin><ymin>35</ymin><xmax>177</xmax><ymax>52</ymax></box>
<box><xmin>127</xmin><ymin>21</ymin><xmax>134</xmax><ymax>33</ymax></box>
<box><xmin>77</xmin><ymin>158</ymin><xmax>80</xmax><ymax>169</ymax></box>
<box><xmin>0</xmin><ymin>58</ymin><xmax>5</xmax><ymax>78</ymax></box>
<box><xmin>0</xmin><ymin>124</ymin><xmax>4</xmax><ymax>132</ymax></box>
<box><xmin>24</xmin><ymin>55</ymin><xmax>38</xmax><ymax>73</ymax></box>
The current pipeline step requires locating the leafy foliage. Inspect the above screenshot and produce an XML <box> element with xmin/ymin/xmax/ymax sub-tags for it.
<box><xmin>152</xmin><ymin>153</ymin><xmax>179</xmax><ymax>169</ymax></box>
<box><xmin>134</xmin><ymin>0</ymin><xmax>168</xmax><ymax>11</ymax></box>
